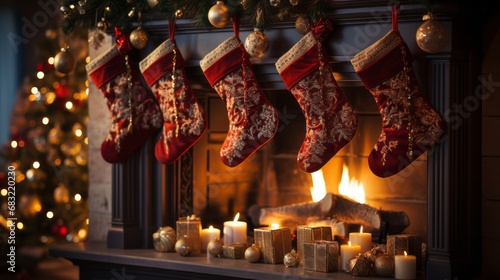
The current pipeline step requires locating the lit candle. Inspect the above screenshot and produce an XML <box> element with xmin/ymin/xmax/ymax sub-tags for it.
<box><xmin>340</xmin><ymin>241</ymin><xmax>361</xmax><ymax>271</ymax></box>
<box><xmin>349</xmin><ymin>226</ymin><xmax>372</xmax><ymax>254</ymax></box>
<box><xmin>395</xmin><ymin>251</ymin><xmax>416</xmax><ymax>279</ymax></box>
<box><xmin>201</xmin><ymin>225</ymin><xmax>221</xmax><ymax>252</ymax></box>
<box><xmin>223</xmin><ymin>213</ymin><xmax>247</xmax><ymax>245</ymax></box>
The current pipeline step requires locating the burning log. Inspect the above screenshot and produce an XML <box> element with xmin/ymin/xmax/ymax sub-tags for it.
<box><xmin>248</xmin><ymin>193</ymin><xmax>409</xmax><ymax>236</ymax></box>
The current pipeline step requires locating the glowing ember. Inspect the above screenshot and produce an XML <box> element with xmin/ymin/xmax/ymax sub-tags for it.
<box><xmin>310</xmin><ymin>169</ymin><xmax>327</xmax><ymax>202</ymax></box>
<box><xmin>338</xmin><ymin>165</ymin><xmax>366</xmax><ymax>203</ymax></box>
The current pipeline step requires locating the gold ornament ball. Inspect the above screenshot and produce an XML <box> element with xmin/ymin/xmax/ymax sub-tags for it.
<box><xmin>283</xmin><ymin>249</ymin><xmax>299</xmax><ymax>267</ymax></box>
<box><xmin>175</xmin><ymin>9</ymin><xmax>184</xmax><ymax>19</ymax></box>
<box><xmin>175</xmin><ymin>237</ymin><xmax>192</xmax><ymax>256</ymax></box>
<box><xmin>54</xmin><ymin>183</ymin><xmax>70</xmax><ymax>203</ymax></box>
<box><xmin>349</xmin><ymin>255</ymin><xmax>371</xmax><ymax>276</ymax></box>
<box><xmin>374</xmin><ymin>255</ymin><xmax>395</xmax><ymax>277</ymax></box>
<box><xmin>153</xmin><ymin>226</ymin><xmax>177</xmax><ymax>252</ymax></box>
<box><xmin>295</xmin><ymin>16</ymin><xmax>311</xmax><ymax>35</ymax></box>
<box><xmin>147</xmin><ymin>0</ymin><xmax>159</xmax><ymax>8</ymax></box>
<box><xmin>208</xmin><ymin>1</ymin><xmax>230</xmax><ymax>28</ymax></box>
<box><xmin>244</xmin><ymin>29</ymin><xmax>270</xmax><ymax>58</ymax></box>
<box><xmin>97</xmin><ymin>18</ymin><xmax>108</xmax><ymax>31</ymax></box>
<box><xmin>54</xmin><ymin>49</ymin><xmax>76</xmax><ymax>74</ymax></box>
<box><xmin>207</xmin><ymin>239</ymin><xmax>224</xmax><ymax>257</ymax></box>
<box><xmin>244</xmin><ymin>245</ymin><xmax>261</xmax><ymax>263</ymax></box>
<box><xmin>130</xmin><ymin>27</ymin><xmax>149</xmax><ymax>49</ymax></box>
<box><xmin>416</xmin><ymin>13</ymin><xmax>448</xmax><ymax>54</ymax></box>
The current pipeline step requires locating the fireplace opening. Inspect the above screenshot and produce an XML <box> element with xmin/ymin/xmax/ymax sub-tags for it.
<box><xmin>191</xmin><ymin>84</ymin><xmax>428</xmax><ymax>242</ymax></box>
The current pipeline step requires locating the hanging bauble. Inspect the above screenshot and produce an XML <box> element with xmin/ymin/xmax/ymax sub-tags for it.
<box><xmin>54</xmin><ymin>48</ymin><xmax>76</xmax><ymax>74</ymax></box>
<box><xmin>374</xmin><ymin>255</ymin><xmax>395</xmax><ymax>277</ymax></box>
<box><xmin>97</xmin><ymin>17</ymin><xmax>108</xmax><ymax>31</ymax></box>
<box><xmin>54</xmin><ymin>183</ymin><xmax>70</xmax><ymax>203</ymax></box>
<box><xmin>207</xmin><ymin>239</ymin><xmax>224</xmax><ymax>257</ymax></box>
<box><xmin>147</xmin><ymin>0</ymin><xmax>158</xmax><ymax>8</ymax></box>
<box><xmin>289</xmin><ymin>0</ymin><xmax>299</xmax><ymax>5</ymax></box>
<box><xmin>295</xmin><ymin>16</ymin><xmax>311</xmax><ymax>35</ymax></box>
<box><xmin>244</xmin><ymin>28</ymin><xmax>270</xmax><ymax>58</ymax></box>
<box><xmin>283</xmin><ymin>249</ymin><xmax>299</xmax><ymax>267</ymax></box>
<box><xmin>270</xmin><ymin>0</ymin><xmax>281</xmax><ymax>7</ymax></box>
<box><xmin>175</xmin><ymin>236</ymin><xmax>192</xmax><ymax>256</ymax></box>
<box><xmin>153</xmin><ymin>226</ymin><xmax>177</xmax><ymax>252</ymax></box>
<box><xmin>208</xmin><ymin>1</ymin><xmax>230</xmax><ymax>28</ymax></box>
<box><xmin>175</xmin><ymin>9</ymin><xmax>184</xmax><ymax>18</ymax></box>
<box><xmin>129</xmin><ymin>27</ymin><xmax>149</xmax><ymax>49</ymax></box>
<box><xmin>415</xmin><ymin>12</ymin><xmax>448</xmax><ymax>54</ymax></box>
<box><xmin>244</xmin><ymin>245</ymin><xmax>261</xmax><ymax>263</ymax></box>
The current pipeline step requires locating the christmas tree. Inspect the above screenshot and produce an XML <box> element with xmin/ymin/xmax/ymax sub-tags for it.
<box><xmin>0</xmin><ymin>27</ymin><xmax>89</xmax><ymax>249</ymax></box>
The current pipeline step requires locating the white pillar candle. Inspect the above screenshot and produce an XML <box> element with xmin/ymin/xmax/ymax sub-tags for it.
<box><xmin>340</xmin><ymin>241</ymin><xmax>361</xmax><ymax>271</ymax></box>
<box><xmin>349</xmin><ymin>226</ymin><xmax>372</xmax><ymax>254</ymax></box>
<box><xmin>201</xmin><ymin>225</ymin><xmax>221</xmax><ymax>252</ymax></box>
<box><xmin>395</xmin><ymin>251</ymin><xmax>417</xmax><ymax>279</ymax></box>
<box><xmin>223</xmin><ymin>213</ymin><xmax>247</xmax><ymax>245</ymax></box>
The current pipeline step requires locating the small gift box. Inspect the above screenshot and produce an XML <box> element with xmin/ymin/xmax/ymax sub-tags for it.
<box><xmin>254</xmin><ymin>226</ymin><xmax>292</xmax><ymax>264</ymax></box>
<box><xmin>297</xmin><ymin>225</ymin><xmax>332</xmax><ymax>264</ymax></box>
<box><xmin>387</xmin><ymin>234</ymin><xmax>423</xmax><ymax>271</ymax></box>
<box><xmin>303</xmin><ymin>240</ymin><xmax>339</xmax><ymax>273</ymax></box>
<box><xmin>176</xmin><ymin>215</ymin><xmax>202</xmax><ymax>254</ymax></box>
<box><xmin>222</xmin><ymin>243</ymin><xmax>246</xmax><ymax>259</ymax></box>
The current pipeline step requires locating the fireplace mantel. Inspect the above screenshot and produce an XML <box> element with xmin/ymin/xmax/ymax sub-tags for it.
<box><xmin>50</xmin><ymin>1</ymin><xmax>482</xmax><ymax>279</ymax></box>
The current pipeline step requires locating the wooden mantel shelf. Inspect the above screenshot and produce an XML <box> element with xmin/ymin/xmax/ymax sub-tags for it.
<box><xmin>49</xmin><ymin>242</ymin><xmax>397</xmax><ymax>280</ymax></box>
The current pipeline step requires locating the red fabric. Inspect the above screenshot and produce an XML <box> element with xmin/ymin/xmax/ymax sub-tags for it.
<box><xmin>279</xmin><ymin>47</ymin><xmax>329</xmax><ymax>90</ymax></box>
<box><xmin>88</xmin><ymin>53</ymin><xmax>126</xmax><ymax>88</ymax></box>
<box><xmin>141</xmin><ymin>45</ymin><xmax>185</xmax><ymax>87</ymax></box>
<box><xmin>202</xmin><ymin>42</ymin><xmax>250</xmax><ymax>87</ymax></box>
<box><xmin>356</xmin><ymin>39</ymin><xmax>413</xmax><ymax>89</ymax></box>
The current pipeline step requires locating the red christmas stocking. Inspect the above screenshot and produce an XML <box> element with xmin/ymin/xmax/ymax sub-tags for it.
<box><xmin>200</xmin><ymin>19</ymin><xmax>278</xmax><ymax>167</ymax></box>
<box><xmin>86</xmin><ymin>27</ymin><xmax>163</xmax><ymax>163</ymax></box>
<box><xmin>276</xmin><ymin>18</ymin><xmax>358</xmax><ymax>173</ymax></box>
<box><xmin>140</xmin><ymin>19</ymin><xmax>207</xmax><ymax>164</ymax></box>
<box><xmin>350</xmin><ymin>5</ymin><xmax>444</xmax><ymax>177</ymax></box>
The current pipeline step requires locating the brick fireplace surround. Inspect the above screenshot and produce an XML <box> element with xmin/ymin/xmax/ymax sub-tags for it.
<box><xmin>50</xmin><ymin>1</ymin><xmax>499</xmax><ymax>279</ymax></box>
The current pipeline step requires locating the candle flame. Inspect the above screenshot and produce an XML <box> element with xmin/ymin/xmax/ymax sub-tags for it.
<box><xmin>271</xmin><ymin>223</ymin><xmax>280</xmax><ymax>229</ymax></box>
<box><xmin>233</xmin><ymin>212</ymin><xmax>240</xmax><ymax>222</ymax></box>
<box><xmin>310</xmin><ymin>169</ymin><xmax>327</xmax><ymax>202</ymax></box>
<box><xmin>360</xmin><ymin>225</ymin><xmax>363</xmax><ymax>234</ymax></box>
<box><xmin>348</xmin><ymin>241</ymin><xmax>351</xmax><ymax>246</ymax></box>
<box><xmin>404</xmin><ymin>251</ymin><xmax>408</xmax><ymax>256</ymax></box>
<box><xmin>338</xmin><ymin>164</ymin><xmax>366</xmax><ymax>204</ymax></box>
<box><xmin>209</xmin><ymin>225</ymin><xmax>214</xmax><ymax>230</ymax></box>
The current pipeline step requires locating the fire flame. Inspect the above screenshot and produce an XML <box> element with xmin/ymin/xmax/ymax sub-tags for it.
<box><xmin>338</xmin><ymin>165</ymin><xmax>366</xmax><ymax>204</ymax></box>
<box><xmin>310</xmin><ymin>169</ymin><xmax>327</xmax><ymax>202</ymax></box>
<box><xmin>233</xmin><ymin>212</ymin><xmax>240</xmax><ymax>222</ymax></box>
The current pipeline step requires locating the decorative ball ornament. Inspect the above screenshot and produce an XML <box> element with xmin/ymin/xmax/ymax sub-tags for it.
<box><xmin>364</xmin><ymin>246</ymin><xmax>385</xmax><ymax>263</ymax></box>
<box><xmin>97</xmin><ymin>17</ymin><xmax>108</xmax><ymax>31</ymax></box>
<box><xmin>244</xmin><ymin>29</ymin><xmax>270</xmax><ymax>58</ymax></box>
<box><xmin>295</xmin><ymin>16</ymin><xmax>311</xmax><ymax>35</ymax></box>
<box><xmin>54</xmin><ymin>183</ymin><xmax>70</xmax><ymax>203</ymax></box>
<box><xmin>175</xmin><ymin>236</ymin><xmax>192</xmax><ymax>256</ymax></box>
<box><xmin>147</xmin><ymin>0</ymin><xmax>159</xmax><ymax>8</ymax></box>
<box><xmin>129</xmin><ymin>27</ymin><xmax>149</xmax><ymax>49</ymax></box>
<box><xmin>175</xmin><ymin>9</ymin><xmax>184</xmax><ymax>19</ymax></box>
<box><xmin>208</xmin><ymin>1</ymin><xmax>230</xmax><ymax>28</ymax></box>
<box><xmin>60</xmin><ymin>5</ymin><xmax>71</xmax><ymax>16</ymax></box>
<box><xmin>283</xmin><ymin>249</ymin><xmax>299</xmax><ymax>267</ymax></box>
<box><xmin>347</xmin><ymin>254</ymin><xmax>371</xmax><ymax>276</ymax></box>
<box><xmin>153</xmin><ymin>226</ymin><xmax>177</xmax><ymax>252</ymax></box>
<box><xmin>207</xmin><ymin>239</ymin><xmax>224</xmax><ymax>257</ymax></box>
<box><xmin>54</xmin><ymin>48</ymin><xmax>76</xmax><ymax>74</ymax></box>
<box><xmin>374</xmin><ymin>255</ymin><xmax>395</xmax><ymax>277</ymax></box>
<box><xmin>416</xmin><ymin>12</ymin><xmax>448</xmax><ymax>54</ymax></box>
<box><xmin>270</xmin><ymin>0</ymin><xmax>282</xmax><ymax>7</ymax></box>
<box><xmin>244</xmin><ymin>245</ymin><xmax>261</xmax><ymax>263</ymax></box>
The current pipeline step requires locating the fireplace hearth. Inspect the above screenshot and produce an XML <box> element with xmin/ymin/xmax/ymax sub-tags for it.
<box><xmin>50</xmin><ymin>1</ymin><xmax>482</xmax><ymax>279</ymax></box>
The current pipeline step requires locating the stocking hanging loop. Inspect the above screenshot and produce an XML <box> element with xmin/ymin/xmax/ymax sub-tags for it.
<box><xmin>232</xmin><ymin>17</ymin><xmax>240</xmax><ymax>38</ymax></box>
<box><xmin>169</xmin><ymin>16</ymin><xmax>176</xmax><ymax>39</ymax></box>
<box><xmin>392</xmin><ymin>3</ymin><xmax>399</xmax><ymax>32</ymax></box>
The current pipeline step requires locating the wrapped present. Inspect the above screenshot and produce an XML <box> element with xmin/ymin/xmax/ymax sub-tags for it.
<box><xmin>176</xmin><ymin>215</ymin><xmax>202</xmax><ymax>254</ymax></box>
<box><xmin>303</xmin><ymin>240</ymin><xmax>339</xmax><ymax>273</ymax></box>
<box><xmin>223</xmin><ymin>243</ymin><xmax>246</xmax><ymax>259</ymax></box>
<box><xmin>254</xmin><ymin>227</ymin><xmax>292</xmax><ymax>264</ymax></box>
<box><xmin>297</xmin><ymin>225</ymin><xmax>332</xmax><ymax>264</ymax></box>
<box><xmin>387</xmin><ymin>234</ymin><xmax>423</xmax><ymax>271</ymax></box>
